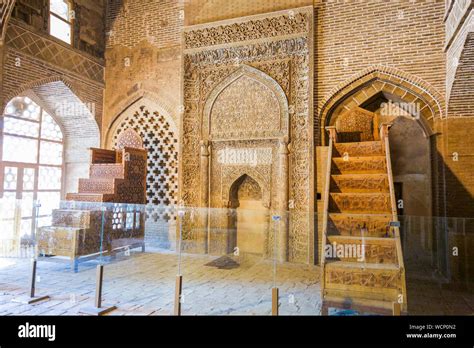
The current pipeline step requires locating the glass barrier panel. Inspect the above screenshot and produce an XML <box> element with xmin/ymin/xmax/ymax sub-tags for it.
<box><xmin>100</xmin><ymin>202</ymin><xmax>179</xmax><ymax>315</ymax></box>
<box><xmin>0</xmin><ymin>201</ymin><xmax>472</xmax><ymax>317</ymax></box>
<box><xmin>274</xmin><ymin>211</ymin><xmax>321</xmax><ymax>315</ymax></box>
<box><xmin>33</xmin><ymin>200</ymin><xmax>107</xmax><ymax>315</ymax></box>
<box><xmin>178</xmin><ymin>207</ymin><xmax>273</xmax><ymax>315</ymax></box>
<box><xmin>0</xmin><ymin>196</ymin><xmax>39</xmax><ymax>303</ymax></box>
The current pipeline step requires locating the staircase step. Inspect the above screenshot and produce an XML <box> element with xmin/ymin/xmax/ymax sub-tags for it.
<box><xmin>78</xmin><ymin>178</ymin><xmax>119</xmax><ymax>194</ymax></box>
<box><xmin>329</xmin><ymin>193</ymin><xmax>391</xmax><ymax>213</ymax></box>
<box><xmin>37</xmin><ymin>226</ymin><xmax>84</xmax><ymax>257</ymax></box>
<box><xmin>324</xmin><ymin>261</ymin><xmax>402</xmax><ymax>302</ymax></box>
<box><xmin>330</xmin><ymin>174</ymin><xmax>389</xmax><ymax>193</ymax></box>
<box><xmin>52</xmin><ymin>209</ymin><xmax>91</xmax><ymax>228</ymax></box>
<box><xmin>322</xmin><ymin>295</ymin><xmax>395</xmax><ymax>315</ymax></box>
<box><xmin>332</xmin><ymin>156</ymin><xmax>386</xmax><ymax>174</ymax></box>
<box><xmin>333</xmin><ymin>141</ymin><xmax>384</xmax><ymax>157</ymax></box>
<box><xmin>90</xmin><ymin>164</ymin><xmax>124</xmax><ymax>180</ymax></box>
<box><xmin>327</xmin><ymin>213</ymin><xmax>393</xmax><ymax>237</ymax></box>
<box><xmin>65</xmin><ymin>193</ymin><xmax>115</xmax><ymax>203</ymax></box>
<box><xmin>326</xmin><ymin>235</ymin><xmax>397</xmax><ymax>264</ymax></box>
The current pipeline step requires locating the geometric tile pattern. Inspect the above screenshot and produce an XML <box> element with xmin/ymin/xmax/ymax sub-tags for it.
<box><xmin>0</xmin><ymin>0</ymin><xmax>15</xmax><ymax>44</ymax></box>
<box><xmin>113</xmin><ymin>105</ymin><xmax>178</xmax><ymax>221</ymax></box>
<box><xmin>5</xmin><ymin>23</ymin><xmax>104</xmax><ymax>83</ymax></box>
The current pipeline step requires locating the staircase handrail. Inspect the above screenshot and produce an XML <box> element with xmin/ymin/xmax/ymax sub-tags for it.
<box><xmin>321</xmin><ymin>126</ymin><xmax>336</xmax><ymax>299</ymax></box>
<box><xmin>380</xmin><ymin>123</ymin><xmax>407</xmax><ymax>312</ymax></box>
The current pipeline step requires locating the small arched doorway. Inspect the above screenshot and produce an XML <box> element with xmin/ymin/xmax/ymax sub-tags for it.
<box><xmin>229</xmin><ymin>175</ymin><xmax>267</xmax><ymax>256</ymax></box>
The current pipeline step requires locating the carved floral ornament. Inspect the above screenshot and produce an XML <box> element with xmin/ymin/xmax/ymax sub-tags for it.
<box><xmin>184</xmin><ymin>10</ymin><xmax>310</xmax><ymax>50</ymax></box>
<box><xmin>203</xmin><ymin>65</ymin><xmax>289</xmax><ymax>141</ymax></box>
<box><xmin>181</xmin><ymin>7</ymin><xmax>313</xmax><ymax>262</ymax></box>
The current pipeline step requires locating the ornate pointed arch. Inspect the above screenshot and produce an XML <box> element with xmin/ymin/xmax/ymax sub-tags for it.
<box><xmin>106</xmin><ymin>89</ymin><xmax>177</xmax><ymax>145</ymax></box>
<box><xmin>203</xmin><ymin>64</ymin><xmax>289</xmax><ymax>140</ymax></box>
<box><xmin>318</xmin><ymin>65</ymin><xmax>445</xmax><ymax>144</ymax></box>
<box><xmin>108</xmin><ymin>95</ymin><xmax>179</xmax><ymax>211</ymax></box>
<box><xmin>107</xmin><ymin>95</ymin><xmax>178</xmax><ymax>148</ymax></box>
<box><xmin>222</xmin><ymin>168</ymin><xmax>271</xmax><ymax>208</ymax></box>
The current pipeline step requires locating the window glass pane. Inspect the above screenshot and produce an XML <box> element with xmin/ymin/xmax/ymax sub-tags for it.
<box><xmin>2</xmin><ymin>135</ymin><xmax>38</xmax><ymax>163</ymax></box>
<box><xmin>4</xmin><ymin>97</ymin><xmax>41</xmax><ymax>121</ymax></box>
<box><xmin>50</xmin><ymin>0</ymin><xmax>69</xmax><ymax>20</ymax></box>
<box><xmin>41</xmin><ymin>112</ymin><xmax>63</xmax><ymax>141</ymax></box>
<box><xmin>40</xmin><ymin>141</ymin><xmax>63</xmax><ymax>165</ymax></box>
<box><xmin>23</xmin><ymin>168</ymin><xmax>36</xmax><ymax>191</ymax></box>
<box><xmin>3</xmin><ymin>167</ymin><xmax>18</xmax><ymax>190</ymax></box>
<box><xmin>37</xmin><ymin>216</ymin><xmax>52</xmax><ymax>229</ymax></box>
<box><xmin>4</xmin><ymin>117</ymin><xmax>39</xmax><ymax>137</ymax></box>
<box><xmin>0</xmin><ymin>192</ymin><xmax>17</xmax><ymax>221</ymax></box>
<box><xmin>50</xmin><ymin>14</ymin><xmax>71</xmax><ymax>44</ymax></box>
<box><xmin>38</xmin><ymin>167</ymin><xmax>62</xmax><ymax>190</ymax></box>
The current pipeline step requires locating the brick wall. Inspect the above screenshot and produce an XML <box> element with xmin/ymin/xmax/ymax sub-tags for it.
<box><xmin>1</xmin><ymin>1</ymin><xmax>106</xmax><ymax>195</ymax></box>
<box><xmin>106</xmin><ymin>0</ymin><xmax>182</xmax><ymax>49</ymax></box>
<box><xmin>315</xmin><ymin>0</ymin><xmax>446</xmax><ymax>121</ymax></box>
<box><xmin>10</xmin><ymin>0</ymin><xmax>106</xmax><ymax>57</ymax></box>
<box><xmin>2</xmin><ymin>25</ymin><xmax>104</xmax><ymax>125</ymax></box>
<box><xmin>183</xmin><ymin>0</ymin><xmax>312</xmax><ymax>25</ymax></box>
<box><xmin>103</xmin><ymin>0</ymin><xmax>183</xmax><ymax>143</ymax></box>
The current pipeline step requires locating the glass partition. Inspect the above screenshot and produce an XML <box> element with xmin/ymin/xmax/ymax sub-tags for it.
<box><xmin>93</xmin><ymin>202</ymin><xmax>178</xmax><ymax>315</ymax></box>
<box><xmin>177</xmin><ymin>207</ymin><xmax>273</xmax><ymax>315</ymax></box>
<box><xmin>273</xmin><ymin>211</ymin><xmax>321</xmax><ymax>315</ymax></box>
<box><xmin>0</xmin><ymin>198</ymin><xmax>472</xmax><ymax>316</ymax></box>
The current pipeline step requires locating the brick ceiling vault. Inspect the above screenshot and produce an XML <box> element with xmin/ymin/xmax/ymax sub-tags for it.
<box><xmin>0</xmin><ymin>0</ymin><xmax>15</xmax><ymax>45</ymax></box>
<box><xmin>32</xmin><ymin>81</ymin><xmax>100</xmax><ymax>164</ymax></box>
<box><xmin>449</xmin><ymin>32</ymin><xmax>474</xmax><ymax>117</ymax></box>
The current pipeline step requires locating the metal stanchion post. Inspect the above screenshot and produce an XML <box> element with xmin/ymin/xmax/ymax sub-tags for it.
<box><xmin>271</xmin><ymin>215</ymin><xmax>280</xmax><ymax>316</ymax></box>
<box><xmin>174</xmin><ymin>208</ymin><xmax>185</xmax><ymax>316</ymax></box>
<box><xmin>79</xmin><ymin>206</ymin><xmax>116</xmax><ymax>316</ymax></box>
<box><xmin>12</xmin><ymin>201</ymin><xmax>50</xmax><ymax>304</ymax></box>
<box><xmin>12</xmin><ymin>259</ymin><xmax>50</xmax><ymax>304</ymax></box>
<box><xmin>79</xmin><ymin>264</ymin><xmax>117</xmax><ymax>316</ymax></box>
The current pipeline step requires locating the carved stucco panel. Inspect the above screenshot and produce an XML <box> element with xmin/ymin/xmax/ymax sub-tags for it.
<box><xmin>181</xmin><ymin>7</ymin><xmax>313</xmax><ymax>263</ymax></box>
<box><xmin>211</xmin><ymin>76</ymin><xmax>280</xmax><ymax>138</ymax></box>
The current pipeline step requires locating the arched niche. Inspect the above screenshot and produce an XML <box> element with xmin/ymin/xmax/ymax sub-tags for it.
<box><xmin>228</xmin><ymin>174</ymin><xmax>268</xmax><ymax>256</ymax></box>
<box><xmin>203</xmin><ymin>65</ymin><xmax>289</xmax><ymax>141</ymax></box>
<box><xmin>221</xmin><ymin>167</ymin><xmax>271</xmax><ymax>209</ymax></box>
<box><xmin>318</xmin><ymin>68</ymin><xmax>442</xmax><ymax>275</ymax></box>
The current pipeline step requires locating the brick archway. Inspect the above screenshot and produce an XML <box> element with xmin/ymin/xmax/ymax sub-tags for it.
<box><xmin>2</xmin><ymin>77</ymin><xmax>100</xmax><ymax>194</ymax></box>
<box><xmin>318</xmin><ymin>66</ymin><xmax>445</xmax><ymax>145</ymax></box>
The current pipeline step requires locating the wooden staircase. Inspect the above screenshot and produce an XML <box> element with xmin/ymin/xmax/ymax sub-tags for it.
<box><xmin>65</xmin><ymin>147</ymin><xmax>146</xmax><ymax>203</ymax></box>
<box><xmin>37</xmin><ymin>145</ymin><xmax>148</xmax><ymax>271</ymax></box>
<box><xmin>320</xmin><ymin>122</ymin><xmax>407</xmax><ymax>315</ymax></box>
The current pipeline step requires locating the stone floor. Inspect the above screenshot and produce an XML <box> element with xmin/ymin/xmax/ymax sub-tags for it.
<box><xmin>0</xmin><ymin>251</ymin><xmax>321</xmax><ymax>315</ymax></box>
<box><xmin>0</xmin><ymin>251</ymin><xmax>472</xmax><ymax>315</ymax></box>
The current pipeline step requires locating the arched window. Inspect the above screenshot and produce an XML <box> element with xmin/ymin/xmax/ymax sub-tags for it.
<box><xmin>49</xmin><ymin>0</ymin><xmax>73</xmax><ymax>44</ymax></box>
<box><xmin>1</xmin><ymin>96</ymin><xmax>64</xmax><ymax>247</ymax></box>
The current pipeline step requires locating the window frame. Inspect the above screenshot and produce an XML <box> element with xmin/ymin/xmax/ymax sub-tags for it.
<box><xmin>1</xmin><ymin>96</ymin><xmax>66</xmax><ymax>201</ymax></box>
<box><xmin>48</xmin><ymin>0</ymin><xmax>74</xmax><ymax>45</ymax></box>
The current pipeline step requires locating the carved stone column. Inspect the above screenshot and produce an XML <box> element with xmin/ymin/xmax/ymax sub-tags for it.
<box><xmin>277</xmin><ymin>137</ymin><xmax>289</xmax><ymax>262</ymax></box>
<box><xmin>200</xmin><ymin>140</ymin><xmax>210</xmax><ymax>253</ymax></box>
